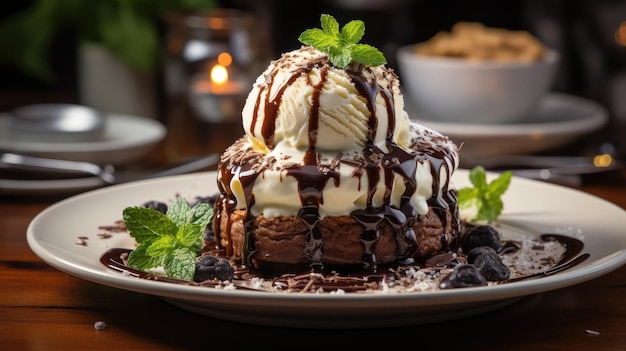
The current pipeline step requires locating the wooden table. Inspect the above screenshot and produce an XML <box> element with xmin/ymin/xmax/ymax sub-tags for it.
<box><xmin>2</xmin><ymin>102</ymin><xmax>626</xmax><ymax>350</ymax></box>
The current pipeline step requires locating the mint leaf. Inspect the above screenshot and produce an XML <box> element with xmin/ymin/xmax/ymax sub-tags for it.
<box><xmin>350</xmin><ymin>44</ymin><xmax>387</xmax><ymax>67</ymax></box>
<box><xmin>298</xmin><ymin>28</ymin><xmax>337</xmax><ymax>49</ymax></box>
<box><xmin>458</xmin><ymin>187</ymin><xmax>478</xmax><ymax>209</ymax></box>
<box><xmin>176</xmin><ymin>223</ymin><xmax>204</xmax><ymax>249</ymax></box>
<box><xmin>320</xmin><ymin>13</ymin><xmax>340</xmax><ymax>36</ymax></box>
<box><xmin>123</xmin><ymin>207</ymin><xmax>176</xmax><ymax>243</ymax></box>
<box><xmin>146</xmin><ymin>236</ymin><xmax>174</xmax><ymax>257</ymax></box>
<box><xmin>340</xmin><ymin>19</ymin><xmax>364</xmax><ymax>44</ymax></box>
<box><xmin>167</xmin><ymin>197</ymin><xmax>192</xmax><ymax>228</ymax></box>
<box><xmin>189</xmin><ymin>203</ymin><xmax>212</xmax><ymax>228</ymax></box>
<box><xmin>469</xmin><ymin>166</ymin><xmax>487</xmax><ymax>189</ymax></box>
<box><xmin>477</xmin><ymin>195</ymin><xmax>504</xmax><ymax>223</ymax></box>
<box><xmin>328</xmin><ymin>47</ymin><xmax>351</xmax><ymax>69</ymax></box>
<box><xmin>298</xmin><ymin>14</ymin><xmax>386</xmax><ymax>68</ymax></box>
<box><xmin>487</xmin><ymin>171</ymin><xmax>512</xmax><ymax>197</ymax></box>
<box><xmin>458</xmin><ymin>166</ymin><xmax>512</xmax><ymax>223</ymax></box>
<box><xmin>164</xmin><ymin>248</ymin><xmax>197</xmax><ymax>281</ymax></box>
<box><xmin>122</xmin><ymin>197</ymin><xmax>213</xmax><ymax>280</ymax></box>
<box><xmin>127</xmin><ymin>244</ymin><xmax>161</xmax><ymax>270</ymax></box>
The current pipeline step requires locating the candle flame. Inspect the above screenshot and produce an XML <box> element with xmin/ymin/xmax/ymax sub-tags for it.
<box><xmin>209</xmin><ymin>52</ymin><xmax>234</xmax><ymax>85</ymax></box>
<box><xmin>210</xmin><ymin>64</ymin><xmax>229</xmax><ymax>85</ymax></box>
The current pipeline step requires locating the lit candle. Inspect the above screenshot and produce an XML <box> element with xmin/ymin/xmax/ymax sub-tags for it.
<box><xmin>194</xmin><ymin>64</ymin><xmax>242</xmax><ymax>94</ymax></box>
<box><xmin>190</xmin><ymin>52</ymin><xmax>247</xmax><ymax>122</ymax></box>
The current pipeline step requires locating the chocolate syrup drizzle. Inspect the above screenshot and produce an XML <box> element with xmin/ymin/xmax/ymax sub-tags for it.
<box><xmin>99</xmin><ymin>233</ymin><xmax>589</xmax><ymax>293</ymax></box>
<box><xmin>215</xmin><ymin>50</ymin><xmax>459</xmax><ymax>270</ymax></box>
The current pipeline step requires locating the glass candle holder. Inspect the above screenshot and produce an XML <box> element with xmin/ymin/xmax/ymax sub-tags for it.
<box><xmin>164</xmin><ymin>8</ymin><xmax>272</xmax><ymax>123</ymax></box>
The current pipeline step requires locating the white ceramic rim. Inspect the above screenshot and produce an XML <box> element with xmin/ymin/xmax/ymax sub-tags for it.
<box><xmin>0</xmin><ymin>113</ymin><xmax>166</xmax><ymax>154</ymax></box>
<box><xmin>413</xmin><ymin>92</ymin><xmax>607</xmax><ymax>136</ymax></box>
<box><xmin>396</xmin><ymin>43</ymin><xmax>560</xmax><ymax>68</ymax></box>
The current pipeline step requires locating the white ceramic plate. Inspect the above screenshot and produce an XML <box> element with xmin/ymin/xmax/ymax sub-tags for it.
<box><xmin>406</xmin><ymin>93</ymin><xmax>608</xmax><ymax>159</ymax></box>
<box><xmin>0</xmin><ymin>176</ymin><xmax>110</xmax><ymax>197</ymax></box>
<box><xmin>0</xmin><ymin>113</ymin><xmax>166</xmax><ymax>166</ymax></box>
<box><xmin>26</xmin><ymin>171</ymin><xmax>626</xmax><ymax>328</ymax></box>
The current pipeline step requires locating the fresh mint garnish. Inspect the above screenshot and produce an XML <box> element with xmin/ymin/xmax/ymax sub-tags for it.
<box><xmin>458</xmin><ymin>166</ymin><xmax>512</xmax><ymax>223</ymax></box>
<box><xmin>122</xmin><ymin>197</ymin><xmax>212</xmax><ymax>280</ymax></box>
<box><xmin>298</xmin><ymin>14</ymin><xmax>387</xmax><ymax>68</ymax></box>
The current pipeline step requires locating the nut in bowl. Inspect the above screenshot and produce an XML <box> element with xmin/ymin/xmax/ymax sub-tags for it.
<box><xmin>396</xmin><ymin>22</ymin><xmax>560</xmax><ymax>124</ymax></box>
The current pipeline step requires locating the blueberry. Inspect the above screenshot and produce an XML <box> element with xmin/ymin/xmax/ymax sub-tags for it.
<box><xmin>461</xmin><ymin>225</ymin><xmax>502</xmax><ymax>254</ymax></box>
<box><xmin>194</xmin><ymin>255</ymin><xmax>234</xmax><ymax>282</ymax></box>
<box><xmin>466</xmin><ymin>246</ymin><xmax>498</xmax><ymax>264</ymax></box>
<box><xmin>474</xmin><ymin>251</ymin><xmax>510</xmax><ymax>281</ymax></box>
<box><xmin>190</xmin><ymin>195</ymin><xmax>218</xmax><ymax>207</ymax></box>
<box><xmin>141</xmin><ymin>200</ymin><xmax>168</xmax><ymax>214</ymax></box>
<box><xmin>195</xmin><ymin>255</ymin><xmax>218</xmax><ymax>282</ymax></box>
<box><xmin>439</xmin><ymin>264</ymin><xmax>488</xmax><ymax>289</ymax></box>
<box><xmin>215</xmin><ymin>258</ymin><xmax>235</xmax><ymax>281</ymax></box>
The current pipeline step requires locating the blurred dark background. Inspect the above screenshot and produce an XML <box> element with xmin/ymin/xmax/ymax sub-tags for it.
<box><xmin>1</xmin><ymin>0</ymin><xmax>625</xmax><ymax>153</ymax></box>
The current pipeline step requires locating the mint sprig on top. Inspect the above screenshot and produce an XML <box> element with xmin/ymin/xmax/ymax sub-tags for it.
<box><xmin>298</xmin><ymin>14</ymin><xmax>387</xmax><ymax>68</ymax></box>
<box><xmin>123</xmin><ymin>197</ymin><xmax>212</xmax><ymax>280</ymax></box>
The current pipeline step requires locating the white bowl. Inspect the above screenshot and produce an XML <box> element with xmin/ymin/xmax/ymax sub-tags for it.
<box><xmin>396</xmin><ymin>44</ymin><xmax>560</xmax><ymax>124</ymax></box>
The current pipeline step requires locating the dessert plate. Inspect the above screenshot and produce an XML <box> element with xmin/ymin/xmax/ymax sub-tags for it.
<box><xmin>406</xmin><ymin>93</ymin><xmax>608</xmax><ymax>158</ymax></box>
<box><xmin>26</xmin><ymin>171</ymin><xmax>626</xmax><ymax>328</ymax></box>
<box><xmin>0</xmin><ymin>112</ymin><xmax>166</xmax><ymax>166</ymax></box>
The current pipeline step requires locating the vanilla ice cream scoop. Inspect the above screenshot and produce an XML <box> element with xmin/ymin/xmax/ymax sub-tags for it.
<box><xmin>242</xmin><ymin>46</ymin><xmax>412</xmax><ymax>153</ymax></box>
<box><xmin>220</xmin><ymin>44</ymin><xmax>459</xmax><ymax>219</ymax></box>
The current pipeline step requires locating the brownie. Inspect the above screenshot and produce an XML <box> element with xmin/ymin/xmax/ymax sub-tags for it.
<box><xmin>215</xmin><ymin>201</ymin><xmax>457</xmax><ymax>275</ymax></box>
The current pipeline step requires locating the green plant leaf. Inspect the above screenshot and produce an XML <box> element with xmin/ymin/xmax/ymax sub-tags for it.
<box><xmin>190</xmin><ymin>202</ymin><xmax>212</xmax><ymax>228</ymax></box>
<box><xmin>167</xmin><ymin>197</ymin><xmax>192</xmax><ymax>228</ymax></box>
<box><xmin>487</xmin><ymin>171</ymin><xmax>512</xmax><ymax>197</ymax></box>
<box><xmin>320</xmin><ymin>13</ymin><xmax>340</xmax><ymax>36</ymax></box>
<box><xmin>123</xmin><ymin>207</ymin><xmax>176</xmax><ymax>243</ymax></box>
<box><xmin>146</xmin><ymin>235</ymin><xmax>174</xmax><ymax>257</ymax></box>
<box><xmin>350</xmin><ymin>44</ymin><xmax>387</xmax><ymax>67</ymax></box>
<box><xmin>127</xmin><ymin>244</ymin><xmax>161</xmax><ymax>270</ymax></box>
<box><xmin>340</xmin><ymin>20</ymin><xmax>364</xmax><ymax>44</ymax></box>
<box><xmin>298</xmin><ymin>14</ymin><xmax>386</xmax><ymax>68</ymax></box>
<box><xmin>164</xmin><ymin>248</ymin><xmax>197</xmax><ymax>281</ymax></box>
<box><xmin>176</xmin><ymin>223</ymin><xmax>203</xmax><ymax>248</ymax></box>
<box><xmin>457</xmin><ymin>187</ymin><xmax>478</xmax><ymax>209</ymax></box>
<box><xmin>469</xmin><ymin>166</ymin><xmax>487</xmax><ymax>189</ymax></box>
<box><xmin>123</xmin><ymin>197</ymin><xmax>212</xmax><ymax>280</ymax></box>
<box><xmin>98</xmin><ymin>2</ymin><xmax>158</xmax><ymax>72</ymax></box>
<box><xmin>458</xmin><ymin>166</ymin><xmax>512</xmax><ymax>223</ymax></box>
<box><xmin>0</xmin><ymin>0</ymin><xmax>218</xmax><ymax>81</ymax></box>
<box><xmin>0</xmin><ymin>1</ymin><xmax>62</xmax><ymax>82</ymax></box>
<box><xmin>299</xmin><ymin>28</ymin><xmax>337</xmax><ymax>49</ymax></box>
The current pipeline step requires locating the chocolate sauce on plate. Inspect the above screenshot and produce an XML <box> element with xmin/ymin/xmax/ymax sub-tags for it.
<box><xmin>100</xmin><ymin>233</ymin><xmax>588</xmax><ymax>293</ymax></box>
